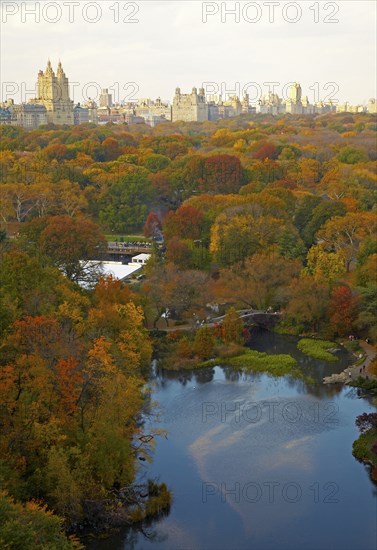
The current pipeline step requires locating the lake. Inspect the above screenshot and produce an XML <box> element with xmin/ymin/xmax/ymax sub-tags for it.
<box><xmin>89</xmin><ymin>330</ymin><xmax>377</xmax><ymax>550</ymax></box>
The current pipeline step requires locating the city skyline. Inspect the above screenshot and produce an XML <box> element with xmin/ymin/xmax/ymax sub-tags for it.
<box><xmin>1</xmin><ymin>1</ymin><xmax>376</xmax><ymax>105</ymax></box>
<box><xmin>1</xmin><ymin>59</ymin><xmax>376</xmax><ymax>110</ymax></box>
<box><xmin>3</xmin><ymin>59</ymin><xmax>375</xmax><ymax>129</ymax></box>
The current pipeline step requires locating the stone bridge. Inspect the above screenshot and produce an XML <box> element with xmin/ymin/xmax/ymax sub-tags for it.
<box><xmin>211</xmin><ymin>309</ymin><xmax>282</xmax><ymax>329</ymax></box>
<box><xmin>107</xmin><ymin>242</ymin><xmax>153</xmax><ymax>256</ymax></box>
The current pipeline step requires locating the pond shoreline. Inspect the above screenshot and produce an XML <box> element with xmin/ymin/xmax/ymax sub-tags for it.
<box><xmin>87</xmin><ymin>330</ymin><xmax>377</xmax><ymax>550</ymax></box>
<box><xmin>323</xmin><ymin>340</ymin><xmax>377</xmax><ymax>384</ymax></box>
<box><xmin>155</xmin><ymin>329</ymin><xmax>354</xmax><ymax>386</ymax></box>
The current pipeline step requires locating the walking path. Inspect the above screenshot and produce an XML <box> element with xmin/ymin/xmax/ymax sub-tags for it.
<box><xmin>323</xmin><ymin>341</ymin><xmax>377</xmax><ymax>384</ymax></box>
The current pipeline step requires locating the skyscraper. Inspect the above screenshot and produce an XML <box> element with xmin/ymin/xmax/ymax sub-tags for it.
<box><xmin>99</xmin><ymin>89</ymin><xmax>113</xmax><ymax>108</ymax></box>
<box><xmin>35</xmin><ymin>60</ymin><xmax>74</xmax><ymax>125</ymax></box>
<box><xmin>172</xmin><ymin>87</ymin><xmax>208</xmax><ymax>122</ymax></box>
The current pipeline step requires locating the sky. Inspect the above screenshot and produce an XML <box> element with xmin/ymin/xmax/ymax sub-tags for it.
<box><xmin>1</xmin><ymin>0</ymin><xmax>376</xmax><ymax>106</ymax></box>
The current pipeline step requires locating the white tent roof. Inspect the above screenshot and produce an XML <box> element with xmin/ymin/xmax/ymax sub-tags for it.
<box><xmin>131</xmin><ymin>253</ymin><xmax>151</xmax><ymax>262</ymax></box>
<box><xmin>85</xmin><ymin>261</ymin><xmax>142</xmax><ymax>280</ymax></box>
<box><xmin>102</xmin><ymin>262</ymin><xmax>141</xmax><ymax>279</ymax></box>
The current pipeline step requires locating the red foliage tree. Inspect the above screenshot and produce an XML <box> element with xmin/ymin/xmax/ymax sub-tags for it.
<box><xmin>163</xmin><ymin>206</ymin><xmax>204</xmax><ymax>241</ymax></box>
<box><xmin>37</xmin><ymin>215</ymin><xmax>107</xmax><ymax>283</ymax></box>
<box><xmin>329</xmin><ymin>285</ymin><xmax>359</xmax><ymax>336</ymax></box>
<box><xmin>201</xmin><ymin>154</ymin><xmax>243</xmax><ymax>194</ymax></box>
<box><xmin>101</xmin><ymin>137</ymin><xmax>121</xmax><ymax>161</ymax></box>
<box><xmin>165</xmin><ymin>237</ymin><xmax>192</xmax><ymax>268</ymax></box>
<box><xmin>44</xmin><ymin>143</ymin><xmax>70</xmax><ymax>161</ymax></box>
<box><xmin>143</xmin><ymin>212</ymin><xmax>162</xmax><ymax>238</ymax></box>
<box><xmin>55</xmin><ymin>357</ymin><xmax>83</xmax><ymax>414</ymax></box>
<box><xmin>254</xmin><ymin>142</ymin><xmax>279</xmax><ymax>160</ymax></box>
<box><xmin>10</xmin><ymin>315</ymin><xmax>62</xmax><ymax>357</ymax></box>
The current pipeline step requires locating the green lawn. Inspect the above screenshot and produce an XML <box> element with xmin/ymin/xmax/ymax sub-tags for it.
<box><xmin>198</xmin><ymin>349</ymin><xmax>312</xmax><ymax>381</ymax></box>
<box><xmin>105</xmin><ymin>234</ymin><xmax>151</xmax><ymax>243</ymax></box>
<box><xmin>297</xmin><ymin>338</ymin><xmax>339</xmax><ymax>362</ymax></box>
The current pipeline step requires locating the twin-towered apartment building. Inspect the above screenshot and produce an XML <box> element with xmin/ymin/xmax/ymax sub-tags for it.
<box><xmin>1</xmin><ymin>61</ymin><xmax>376</xmax><ymax>129</ymax></box>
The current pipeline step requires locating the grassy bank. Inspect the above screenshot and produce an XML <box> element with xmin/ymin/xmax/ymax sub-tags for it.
<box><xmin>198</xmin><ymin>349</ymin><xmax>314</xmax><ymax>382</ymax></box>
<box><xmin>297</xmin><ymin>338</ymin><xmax>339</xmax><ymax>362</ymax></box>
<box><xmin>154</xmin><ymin>328</ymin><xmax>315</xmax><ymax>383</ymax></box>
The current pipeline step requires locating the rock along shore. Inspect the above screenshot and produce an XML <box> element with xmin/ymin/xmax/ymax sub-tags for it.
<box><xmin>323</xmin><ymin>341</ymin><xmax>376</xmax><ymax>385</ymax></box>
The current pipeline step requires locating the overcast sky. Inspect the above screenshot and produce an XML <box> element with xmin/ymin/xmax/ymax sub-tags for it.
<box><xmin>1</xmin><ymin>0</ymin><xmax>376</xmax><ymax>105</ymax></box>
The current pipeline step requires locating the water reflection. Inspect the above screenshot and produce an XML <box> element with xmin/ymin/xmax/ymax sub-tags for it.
<box><xmin>89</xmin><ymin>331</ymin><xmax>376</xmax><ymax>550</ymax></box>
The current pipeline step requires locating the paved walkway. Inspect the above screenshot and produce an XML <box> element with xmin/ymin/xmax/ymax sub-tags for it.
<box><xmin>323</xmin><ymin>341</ymin><xmax>376</xmax><ymax>384</ymax></box>
<box><xmin>359</xmin><ymin>341</ymin><xmax>377</xmax><ymax>371</ymax></box>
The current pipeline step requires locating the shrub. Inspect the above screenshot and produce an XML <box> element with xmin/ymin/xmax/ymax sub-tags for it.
<box><xmin>0</xmin><ymin>493</ymin><xmax>82</xmax><ymax>549</ymax></box>
<box><xmin>337</xmin><ymin>146</ymin><xmax>367</xmax><ymax>164</ymax></box>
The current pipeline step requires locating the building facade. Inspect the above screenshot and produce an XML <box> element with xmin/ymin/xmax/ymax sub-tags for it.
<box><xmin>35</xmin><ymin>60</ymin><xmax>74</xmax><ymax>125</ymax></box>
<box><xmin>0</xmin><ymin>108</ymin><xmax>14</xmax><ymax>125</ymax></box>
<box><xmin>135</xmin><ymin>97</ymin><xmax>172</xmax><ymax>121</ymax></box>
<box><xmin>368</xmin><ymin>99</ymin><xmax>377</xmax><ymax>114</ymax></box>
<box><xmin>172</xmin><ymin>87</ymin><xmax>209</xmax><ymax>122</ymax></box>
<box><xmin>142</xmin><ymin>113</ymin><xmax>169</xmax><ymax>127</ymax></box>
<box><xmin>336</xmin><ymin>102</ymin><xmax>365</xmax><ymax>113</ymax></box>
<box><xmin>84</xmin><ymin>99</ymin><xmax>98</xmax><ymax>124</ymax></box>
<box><xmin>13</xmin><ymin>104</ymin><xmax>48</xmax><ymax>128</ymax></box>
<box><xmin>73</xmin><ymin>103</ymin><xmax>89</xmax><ymax>125</ymax></box>
<box><xmin>99</xmin><ymin>89</ymin><xmax>113</xmax><ymax>108</ymax></box>
<box><xmin>285</xmin><ymin>82</ymin><xmax>303</xmax><ymax>114</ymax></box>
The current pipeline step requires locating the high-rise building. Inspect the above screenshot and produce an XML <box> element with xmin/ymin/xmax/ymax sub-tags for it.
<box><xmin>35</xmin><ymin>60</ymin><xmax>74</xmax><ymax>125</ymax></box>
<box><xmin>0</xmin><ymin>108</ymin><xmax>14</xmax><ymax>125</ymax></box>
<box><xmin>13</xmin><ymin>104</ymin><xmax>48</xmax><ymax>128</ymax></box>
<box><xmin>257</xmin><ymin>92</ymin><xmax>282</xmax><ymax>115</ymax></box>
<box><xmin>172</xmin><ymin>87</ymin><xmax>208</xmax><ymax>122</ymax></box>
<box><xmin>223</xmin><ymin>95</ymin><xmax>243</xmax><ymax>116</ymax></box>
<box><xmin>367</xmin><ymin>99</ymin><xmax>377</xmax><ymax>114</ymax></box>
<box><xmin>99</xmin><ymin>89</ymin><xmax>113</xmax><ymax>108</ymax></box>
<box><xmin>336</xmin><ymin>102</ymin><xmax>365</xmax><ymax>113</ymax></box>
<box><xmin>256</xmin><ymin>83</ymin><xmax>325</xmax><ymax>115</ymax></box>
<box><xmin>135</xmin><ymin>97</ymin><xmax>172</xmax><ymax>121</ymax></box>
<box><xmin>84</xmin><ymin>99</ymin><xmax>98</xmax><ymax>124</ymax></box>
<box><xmin>73</xmin><ymin>103</ymin><xmax>89</xmax><ymax>125</ymax></box>
<box><xmin>285</xmin><ymin>82</ymin><xmax>303</xmax><ymax>114</ymax></box>
<box><xmin>242</xmin><ymin>94</ymin><xmax>254</xmax><ymax>114</ymax></box>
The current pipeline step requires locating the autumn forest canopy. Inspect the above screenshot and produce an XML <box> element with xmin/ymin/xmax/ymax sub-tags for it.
<box><xmin>1</xmin><ymin>112</ymin><xmax>375</xmax><ymax>331</ymax></box>
<box><xmin>0</xmin><ymin>112</ymin><xmax>377</xmax><ymax>545</ymax></box>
